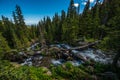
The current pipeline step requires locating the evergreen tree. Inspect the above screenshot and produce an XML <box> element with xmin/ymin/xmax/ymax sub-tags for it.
<box><xmin>108</xmin><ymin>0</ymin><xmax>120</xmax><ymax>68</ymax></box>
<box><xmin>61</xmin><ymin>10</ymin><xmax>66</xmax><ymax>22</ymax></box>
<box><xmin>99</xmin><ymin>0</ymin><xmax>109</xmax><ymax>24</ymax></box>
<box><xmin>82</xmin><ymin>0</ymin><xmax>90</xmax><ymax>17</ymax></box>
<box><xmin>0</xmin><ymin>33</ymin><xmax>10</xmax><ymax>58</ymax></box>
<box><xmin>52</xmin><ymin>13</ymin><xmax>61</xmax><ymax>42</ymax></box>
<box><xmin>12</xmin><ymin>11</ymin><xmax>18</xmax><ymax>25</ymax></box>
<box><xmin>15</xmin><ymin>5</ymin><xmax>25</xmax><ymax>26</ymax></box>
<box><xmin>38</xmin><ymin>20</ymin><xmax>46</xmax><ymax>47</ymax></box>
<box><xmin>92</xmin><ymin>1</ymin><xmax>101</xmax><ymax>39</ymax></box>
<box><xmin>80</xmin><ymin>0</ymin><xmax>93</xmax><ymax>38</ymax></box>
<box><xmin>13</xmin><ymin>5</ymin><xmax>29</xmax><ymax>47</ymax></box>
<box><xmin>67</xmin><ymin>0</ymin><xmax>76</xmax><ymax>19</ymax></box>
<box><xmin>44</xmin><ymin>16</ymin><xmax>53</xmax><ymax>43</ymax></box>
<box><xmin>1</xmin><ymin>16</ymin><xmax>22</xmax><ymax>49</ymax></box>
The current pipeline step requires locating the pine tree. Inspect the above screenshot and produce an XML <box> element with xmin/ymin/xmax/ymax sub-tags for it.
<box><xmin>82</xmin><ymin>0</ymin><xmax>90</xmax><ymax>17</ymax></box>
<box><xmin>15</xmin><ymin>5</ymin><xmax>25</xmax><ymax>26</ymax></box>
<box><xmin>52</xmin><ymin>13</ymin><xmax>61</xmax><ymax>42</ymax></box>
<box><xmin>0</xmin><ymin>33</ymin><xmax>10</xmax><ymax>58</ymax></box>
<box><xmin>107</xmin><ymin>0</ymin><xmax>120</xmax><ymax>68</ymax></box>
<box><xmin>13</xmin><ymin>5</ymin><xmax>29</xmax><ymax>47</ymax></box>
<box><xmin>67</xmin><ymin>0</ymin><xmax>76</xmax><ymax>19</ymax></box>
<box><xmin>99</xmin><ymin>0</ymin><xmax>109</xmax><ymax>24</ymax></box>
<box><xmin>1</xmin><ymin>16</ymin><xmax>22</xmax><ymax>49</ymax></box>
<box><xmin>61</xmin><ymin>10</ymin><xmax>66</xmax><ymax>22</ymax></box>
<box><xmin>38</xmin><ymin>21</ymin><xmax>46</xmax><ymax>47</ymax></box>
<box><xmin>12</xmin><ymin>11</ymin><xmax>18</xmax><ymax>25</ymax></box>
<box><xmin>44</xmin><ymin>16</ymin><xmax>53</xmax><ymax>43</ymax></box>
<box><xmin>79</xmin><ymin>0</ymin><xmax>93</xmax><ymax>39</ymax></box>
<box><xmin>92</xmin><ymin>0</ymin><xmax>101</xmax><ymax>39</ymax></box>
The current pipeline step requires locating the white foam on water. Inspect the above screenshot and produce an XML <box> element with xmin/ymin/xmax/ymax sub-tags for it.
<box><xmin>51</xmin><ymin>59</ymin><xmax>62</xmax><ymax>65</ymax></box>
<box><xmin>68</xmin><ymin>60</ymin><xmax>82</xmax><ymax>66</ymax></box>
<box><xmin>72</xmin><ymin>50</ymin><xmax>79</xmax><ymax>53</ymax></box>
<box><xmin>71</xmin><ymin>48</ymin><xmax>112</xmax><ymax>64</ymax></box>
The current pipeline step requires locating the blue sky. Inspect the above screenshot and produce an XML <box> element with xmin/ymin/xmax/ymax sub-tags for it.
<box><xmin>0</xmin><ymin>0</ymin><xmax>99</xmax><ymax>25</ymax></box>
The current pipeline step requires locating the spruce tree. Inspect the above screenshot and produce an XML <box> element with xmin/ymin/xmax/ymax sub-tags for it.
<box><xmin>13</xmin><ymin>5</ymin><xmax>29</xmax><ymax>47</ymax></box>
<box><xmin>15</xmin><ymin>5</ymin><xmax>25</xmax><ymax>26</ymax></box>
<box><xmin>0</xmin><ymin>33</ymin><xmax>10</xmax><ymax>58</ymax></box>
<box><xmin>12</xmin><ymin>11</ymin><xmax>18</xmax><ymax>25</ymax></box>
<box><xmin>67</xmin><ymin>0</ymin><xmax>76</xmax><ymax>19</ymax></box>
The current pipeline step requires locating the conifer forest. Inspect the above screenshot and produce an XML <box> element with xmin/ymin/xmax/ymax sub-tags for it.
<box><xmin>0</xmin><ymin>0</ymin><xmax>120</xmax><ymax>80</ymax></box>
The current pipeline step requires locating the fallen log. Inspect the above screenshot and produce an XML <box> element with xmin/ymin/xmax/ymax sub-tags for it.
<box><xmin>72</xmin><ymin>53</ymin><xmax>87</xmax><ymax>61</ymax></box>
<box><xmin>69</xmin><ymin>40</ymin><xmax>101</xmax><ymax>50</ymax></box>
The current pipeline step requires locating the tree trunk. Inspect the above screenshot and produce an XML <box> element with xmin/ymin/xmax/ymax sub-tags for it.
<box><xmin>112</xmin><ymin>50</ymin><xmax>120</xmax><ymax>68</ymax></box>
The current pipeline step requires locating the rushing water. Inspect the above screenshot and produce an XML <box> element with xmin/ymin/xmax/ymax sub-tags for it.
<box><xmin>51</xmin><ymin>59</ymin><xmax>83</xmax><ymax>66</ymax></box>
<box><xmin>52</xmin><ymin>44</ymin><xmax>112</xmax><ymax>62</ymax></box>
<box><xmin>21</xmin><ymin>43</ymin><xmax>113</xmax><ymax>66</ymax></box>
<box><xmin>27</xmin><ymin>42</ymin><xmax>39</xmax><ymax>51</ymax></box>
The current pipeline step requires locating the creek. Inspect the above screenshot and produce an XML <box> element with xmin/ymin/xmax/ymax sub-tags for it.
<box><xmin>20</xmin><ymin>43</ymin><xmax>113</xmax><ymax>67</ymax></box>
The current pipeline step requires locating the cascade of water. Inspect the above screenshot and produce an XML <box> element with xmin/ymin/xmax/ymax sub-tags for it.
<box><xmin>21</xmin><ymin>43</ymin><xmax>113</xmax><ymax>66</ymax></box>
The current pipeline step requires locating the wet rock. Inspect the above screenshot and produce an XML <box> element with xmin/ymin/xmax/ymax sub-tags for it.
<box><xmin>21</xmin><ymin>55</ymin><xmax>43</xmax><ymax>66</ymax></box>
<box><xmin>62</xmin><ymin>51</ymin><xmax>70</xmax><ymax>59</ymax></box>
<box><xmin>4</xmin><ymin>51</ymin><xmax>27</xmax><ymax>63</ymax></box>
<box><xmin>48</xmin><ymin>47</ymin><xmax>61</xmax><ymax>58</ymax></box>
<box><xmin>72</xmin><ymin>53</ymin><xmax>87</xmax><ymax>61</ymax></box>
<box><xmin>67</xmin><ymin>56</ymin><xmax>73</xmax><ymax>61</ymax></box>
<box><xmin>49</xmin><ymin>47</ymin><xmax>61</xmax><ymax>54</ymax></box>
<box><xmin>32</xmin><ymin>56</ymin><xmax>43</xmax><ymax>66</ymax></box>
<box><xmin>39</xmin><ymin>57</ymin><xmax>52</xmax><ymax>67</ymax></box>
<box><xmin>35</xmin><ymin>51</ymin><xmax>41</xmax><ymax>54</ymax></box>
<box><xmin>25</xmin><ymin>51</ymin><xmax>34</xmax><ymax>56</ymax></box>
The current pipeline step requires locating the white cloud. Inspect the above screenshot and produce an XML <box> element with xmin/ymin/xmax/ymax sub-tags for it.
<box><xmin>25</xmin><ymin>19</ymin><xmax>39</xmax><ymax>25</ymax></box>
<box><xmin>74</xmin><ymin>3</ymin><xmax>79</xmax><ymax>7</ymax></box>
<box><xmin>90</xmin><ymin>0</ymin><xmax>94</xmax><ymax>3</ymax></box>
<box><xmin>82</xmin><ymin>0</ymin><xmax>94</xmax><ymax>5</ymax></box>
<box><xmin>25</xmin><ymin>17</ymin><xmax>40</xmax><ymax>25</ymax></box>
